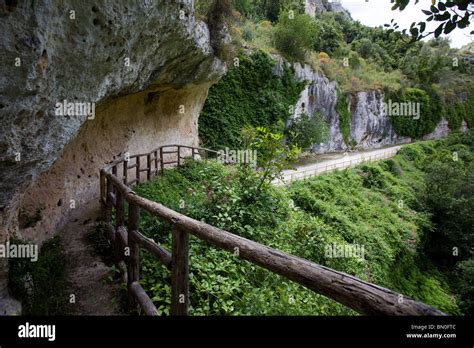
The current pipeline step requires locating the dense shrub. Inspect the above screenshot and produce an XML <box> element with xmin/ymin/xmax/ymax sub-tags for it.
<box><xmin>132</xmin><ymin>133</ymin><xmax>474</xmax><ymax>315</ymax></box>
<box><xmin>8</xmin><ymin>237</ymin><xmax>69</xmax><ymax>315</ymax></box>
<box><xmin>273</xmin><ymin>11</ymin><xmax>316</xmax><ymax>61</ymax></box>
<box><xmin>335</xmin><ymin>89</ymin><xmax>352</xmax><ymax>146</ymax></box>
<box><xmin>199</xmin><ymin>51</ymin><xmax>305</xmax><ymax>149</ymax></box>
<box><xmin>387</xmin><ymin>87</ymin><xmax>443</xmax><ymax>139</ymax></box>
<box><xmin>421</xmin><ymin>140</ymin><xmax>474</xmax><ymax>268</ymax></box>
<box><xmin>285</xmin><ymin>112</ymin><xmax>329</xmax><ymax>148</ymax></box>
<box><xmin>446</xmin><ymin>101</ymin><xmax>466</xmax><ymax>130</ymax></box>
<box><xmin>456</xmin><ymin>259</ymin><xmax>474</xmax><ymax>315</ymax></box>
<box><xmin>313</xmin><ymin>13</ymin><xmax>344</xmax><ymax>56</ymax></box>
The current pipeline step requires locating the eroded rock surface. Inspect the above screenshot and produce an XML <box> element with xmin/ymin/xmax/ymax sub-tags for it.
<box><xmin>0</xmin><ymin>0</ymin><xmax>225</xmax><ymax>314</ymax></box>
<box><xmin>276</xmin><ymin>59</ymin><xmax>421</xmax><ymax>154</ymax></box>
<box><xmin>350</xmin><ymin>91</ymin><xmax>411</xmax><ymax>149</ymax></box>
<box><xmin>0</xmin><ymin>0</ymin><xmax>224</xmax><ymax>219</ymax></box>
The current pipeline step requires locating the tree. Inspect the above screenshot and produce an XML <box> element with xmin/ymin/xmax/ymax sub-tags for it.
<box><xmin>423</xmin><ymin>151</ymin><xmax>474</xmax><ymax>268</ymax></box>
<box><xmin>285</xmin><ymin>112</ymin><xmax>329</xmax><ymax>149</ymax></box>
<box><xmin>399</xmin><ymin>38</ymin><xmax>452</xmax><ymax>84</ymax></box>
<box><xmin>389</xmin><ymin>0</ymin><xmax>473</xmax><ymax>41</ymax></box>
<box><xmin>240</xmin><ymin>126</ymin><xmax>300</xmax><ymax>190</ymax></box>
<box><xmin>456</xmin><ymin>259</ymin><xmax>474</xmax><ymax>315</ymax></box>
<box><xmin>273</xmin><ymin>11</ymin><xmax>317</xmax><ymax>61</ymax></box>
<box><xmin>240</xmin><ymin>0</ymin><xmax>305</xmax><ymax>21</ymax></box>
<box><xmin>313</xmin><ymin>13</ymin><xmax>344</xmax><ymax>56</ymax></box>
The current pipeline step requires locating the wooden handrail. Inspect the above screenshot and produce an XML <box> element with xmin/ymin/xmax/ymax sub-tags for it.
<box><xmin>100</xmin><ymin>144</ymin><xmax>445</xmax><ymax>316</ymax></box>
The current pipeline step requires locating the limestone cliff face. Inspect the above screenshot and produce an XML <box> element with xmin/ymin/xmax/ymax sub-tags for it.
<box><xmin>349</xmin><ymin>91</ymin><xmax>411</xmax><ymax>149</ymax></box>
<box><xmin>422</xmin><ymin>118</ymin><xmax>451</xmax><ymax>140</ymax></box>
<box><xmin>284</xmin><ymin>61</ymin><xmax>347</xmax><ymax>153</ymax></box>
<box><xmin>0</xmin><ymin>0</ymin><xmax>226</xmax><ymax>313</ymax></box>
<box><xmin>281</xmin><ymin>60</ymin><xmax>469</xmax><ymax>153</ymax></box>
<box><xmin>304</xmin><ymin>0</ymin><xmax>349</xmax><ymax>17</ymax></box>
<box><xmin>0</xmin><ymin>0</ymin><xmax>225</xmax><ymax>234</ymax></box>
<box><xmin>275</xmin><ymin>59</ymin><xmax>412</xmax><ymax>153</ymax></box>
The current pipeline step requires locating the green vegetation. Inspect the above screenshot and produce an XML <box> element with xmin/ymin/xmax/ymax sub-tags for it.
<box><xmin>284</xmin><ymin>112</ymin><xmax>329</xmax><ymax>148</ymax></box>
<box><xmin>134</xmin><ymin>132</ymin><xmax>474</xmax><ymax>315</ymax></box>
<box><xmin>233</xmin><ymin>0</ymin><xmax>305</xmax><ymax>22</ymax></box>
<box><xmin>240</xmin><ymin>126</ymin><xmax>300</xmax><ymax>189</ymax></box>
<box><xmin>390</xmin><ymin>0</ymin><xmax>473</xmax><ymax>42</ymax></box>
<box><xmin>421</xmin><ymin>133</ymin><xmax>474</xmax><ymax>267</ymax></box>
<box><xmin>335</xmin><ymin>89</ymin><xmax>352</xmax><ymax>146</ymax></box>
<box><xmin>387</xmin><ymin>87</ymin><xmax>440</xmax><ymax>138</ymax></box>
<box><xmin>273</xmin><ymin>11</ymin><xmax>316</xmax><ymax>61</ymax></box>
<box><xmin>313</xmin><ymin>13</ymin><xmax>344</xmax><ymax>56</ymax></box>
<box><xmin>135</xmin><ymin>160</ymin><xmax>351</xmax><ymax>315</ymax></box>
<box><xmin>199</xmin><ymin>51</ymin><xmax>305</xmax><ymax>149</ymax></box>
<box><xmin>210</xmin><ymin>4</ymin><xmax>473</xmax><ymax>145</ymax></box>
<box><xmin>8</xmin><ymin>237</ymin><xmax>69</xmax><ymax>315</ymax></box>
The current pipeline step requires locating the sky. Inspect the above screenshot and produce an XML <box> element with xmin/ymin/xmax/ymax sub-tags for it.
<box><xmin>339</xmin><ymin>0</ymin><xmax>474</xmax><ymax>49</ymax></box>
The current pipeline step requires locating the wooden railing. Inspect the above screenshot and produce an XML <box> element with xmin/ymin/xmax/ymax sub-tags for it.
<box><xmin>99</xmin><ymin>144</ymin><xmax>445</xmax><ymax>316</ymax></box>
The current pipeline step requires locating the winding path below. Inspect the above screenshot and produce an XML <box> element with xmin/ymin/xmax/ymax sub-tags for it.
<box><xmin>274</xmin><ymin>145</ymin><xmax>403</xmax><ymax>185</ymax></box>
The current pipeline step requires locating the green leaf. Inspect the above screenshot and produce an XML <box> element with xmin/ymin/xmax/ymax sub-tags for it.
<box><xmin>434</xmin><ymin>23</ymin><xmax>444</xmax><ymax>37</ymax></box>
<box><xmin>444</xmin><ymin>20</ymin><xmax>456</xmax><ymax>34</ymax></box>
<box><xmin>430</xmin><ymin>5</ymin><xmax>439</xmax><ymax>13</ymax></box>
<box><xmin>420</xmin><ymin>22</ymin><xmax>426</xmax><ymax>33</ymax></box>
<box><xmin>434</xmin><ymin>12</ymin><xmax>451</xmax><ymax>21</ymax></box>
<box><xmin>410</xmin><ymin>27</ymin><xmax>419</xmax><ymax>37</ymax></box>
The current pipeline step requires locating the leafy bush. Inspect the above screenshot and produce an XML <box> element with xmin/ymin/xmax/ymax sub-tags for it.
<box><xmin>422</xmin><ymin>144</ymin><xmax>474</xmax><ymax>268</ymax></box>
<box><xmin>241</xmin><ymin>126</ymin><xmax>300</xmax><ymax>190</ymax></box>
<box><xmin>8</xmin><ymin>237</ymin><xmax>69</xmax><ymax>315</ymax></box>
<box><xmin>285</xmin><ymin>112</ymin><xmax>329</xmax><ymax>148</ymax></box>
<box><xmin>199</xmin><ymin>51</ymin><xmax>305</xmax><ymax>149</ymax></box>
<box><xmin>456</xmin><ymin>259</ymin><xmax>474</xmax><ymax>315</ymax></box>
<box><xmin>273</xmin><ymin>11</ymin><xmax>316</xmax><ymax>61</ymax></box>
<box><xmin>132</xmin><ymin>133</ymin><xmax>474</xmax><ymax>315</ymax></box>
<box><xmin>336</xmin><ymin>88</ymin><xmax>352</xmax><ymax>146</ymax></box>
<box><xmin>387</xmin><ymin>87</ymin><xmax>442</xmax><ymax>139</ymax></box>
<box><xmin>313</xmin><ymin>13</ymin><xmax>344</xmax><ymax>56</ymax></box>
<box><xmin>134</xmin><ymin>160</ymin><xmax>352</xmax><ymax>315</ymax></box>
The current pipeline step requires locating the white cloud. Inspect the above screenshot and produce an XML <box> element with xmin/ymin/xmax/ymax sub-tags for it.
<box><xmin>339</xmin><ymin>0</ymin><xmax>473</xmax><ymax>48</ymax></box>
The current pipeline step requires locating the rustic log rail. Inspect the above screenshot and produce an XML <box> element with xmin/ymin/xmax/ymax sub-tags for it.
<box><xmin>100</xmin><ymin>144</ymin><xmax>445</xmax><ymax>316</ymax></box>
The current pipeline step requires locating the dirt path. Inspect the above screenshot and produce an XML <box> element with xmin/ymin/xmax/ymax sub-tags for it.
<box><xmin>60</xmin><ymin>201</ymin><xmax>123</xmax><ymax>315</ymax></box>
<box><xmin>275</xmin><ymin>145</ymin><xmax>403</xmax><ymax>185</ymax></box>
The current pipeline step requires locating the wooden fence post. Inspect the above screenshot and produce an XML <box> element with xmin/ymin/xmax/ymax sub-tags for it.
<box><xmin>100</xmin><ymin>171</ymin><xmax>106</xmax><ymax>205</ymax></box>
<box><xmin>105</xmin><ymin>179</ymin><xmax>113</xmax><ymax>225</ymax></box>
<box><xmin>171</xmin><ymin>225</ymin><xmax>189</xmax><ymax>316</ymax></box>
<box><xmin>127</xmin><ymin>203</ymin><xmax>140</xmax><ymax>308</ymax></box>
<box><xmin>112</xmin><ymin>166</ymin><xmax>117</xmax><ymax>193</ymax></box>
<box><xmin>177</xmin><ymin>146</ymin><xmax>181</xmax><ymax>167</ymax></box>
<box><xmin>160</xmin><ymin>147</ymin><xmax>164</xmax><ymax>173</ymax></box>
<box><xmin>116</xmin><ymin>190</ymin><xmax>125</xmax><ymax>228</ymax></box>
<box><xmin>135</xmin><ymin>156</ymin><xmax>141</xmax><ymax>184</ymax></box>
<box><xmin>123</xmin><ymin>160</ymin><xmax>128</xmax><ymax>185</ymax></box>
<box><xmin>147</xmin><ymin>154</ymin><xmax>151</xmax><ymax>181</ymax></box>
<box><xmin>115</xmin><ymin>189</ymin><xmax>125</xmax><ymax>263</ymax></box>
